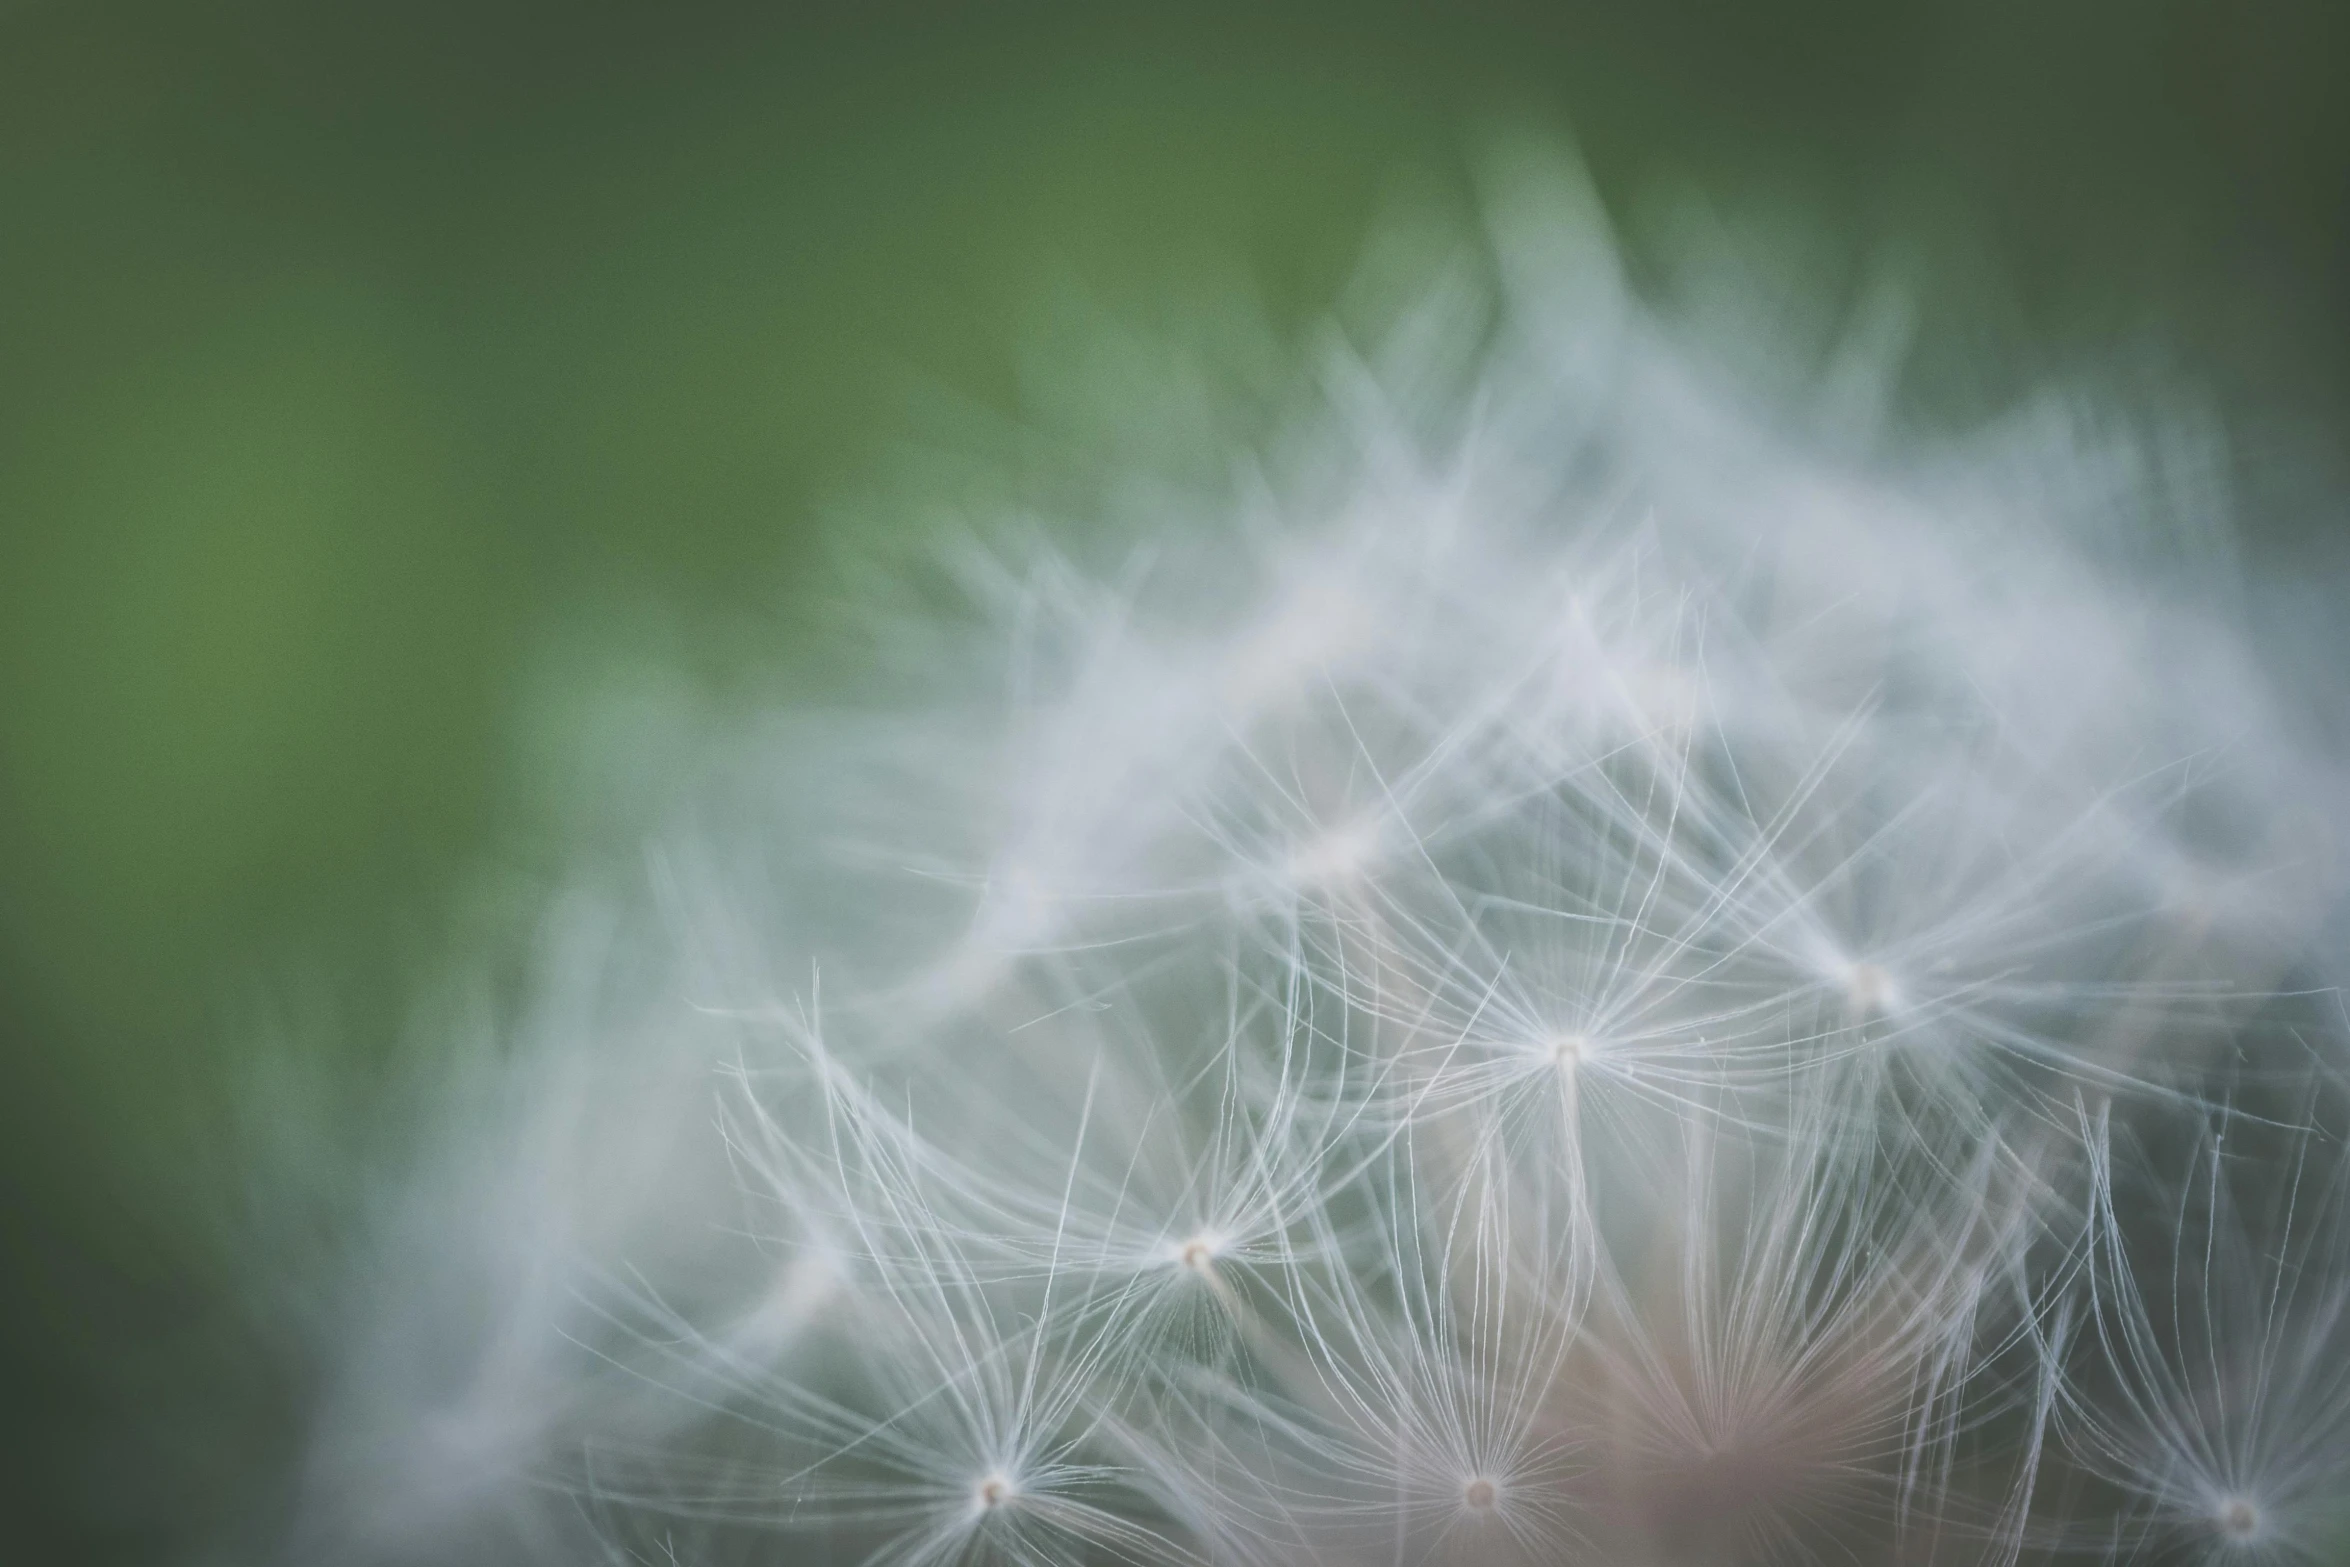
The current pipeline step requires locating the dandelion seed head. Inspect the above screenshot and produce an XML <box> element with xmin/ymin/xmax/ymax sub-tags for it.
<box><xmin>253</xmin><ymin>131</ymin><xmax>2350</xmax><ymax>1567</ymax></box>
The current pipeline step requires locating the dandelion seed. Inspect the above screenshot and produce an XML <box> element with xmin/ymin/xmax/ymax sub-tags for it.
<box><xmin>1840</xmin><ymin>959</ymin><xmax>1900</xmax><ymax>1022</ymax></box>
<box><xmin>1546</xmin><ymin>1031</ymin><xmax>1590</xmax><ymax>1071</ymax></box>
<box><xmin>2054</xmin><ymin>1093</ymin><xmax>2350</xmax><ymax>1567</ymax></box>
<box><xmin>1284</xmin><ymin>816</ymin><xmax>1387</xmax><ymax>891</ymax></box>
<box><xmin>2215</xmin><ymin>1494</ymin><xmax>2263</xmax><ymax>1543</ymax></box>
<box><xmin>1173</xmin><ymin>1234</ymin><xmax>1221</xmax><ymax>1277</ymax></box>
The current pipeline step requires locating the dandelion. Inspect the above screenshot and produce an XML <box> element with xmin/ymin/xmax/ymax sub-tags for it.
<box><xmin>258</xmin><ymin>137</ymin><xmax>2349</xmax><ymax>1567</ymax></box>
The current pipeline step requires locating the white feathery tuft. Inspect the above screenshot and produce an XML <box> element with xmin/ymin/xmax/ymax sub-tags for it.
<box><xmin>257</xmin><ymin>139</ymin><xmax>2350</xmax><ymax>1566</ymax></box>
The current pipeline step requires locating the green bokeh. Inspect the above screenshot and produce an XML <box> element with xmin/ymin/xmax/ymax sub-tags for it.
<box><xmin>1</xmin><ymin>2</ymin><xmax>2344</xmax><ymax>1559</ymax></box>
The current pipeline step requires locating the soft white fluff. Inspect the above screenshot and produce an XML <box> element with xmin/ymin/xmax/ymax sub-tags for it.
<box><xmin>265</xmin><ymin>142</ymin><xmax>2350</xmax><ymax>1567</ymax></box>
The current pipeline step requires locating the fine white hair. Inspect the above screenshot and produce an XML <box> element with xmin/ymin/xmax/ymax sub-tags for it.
<box><xmin>256</xmin><ymin>138</ymin><xmax>2350</xmax><ymax>1567</ymax></box>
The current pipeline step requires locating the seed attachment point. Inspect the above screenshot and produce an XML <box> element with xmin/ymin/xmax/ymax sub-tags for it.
<box><xmin>1176</xmin><ymin>1233</ymin><xmax>1222</xmax><ymax>1275</ymax></box>
<box><xmin>1843</xmin><ymin>961</ymin><xmax>1899</xmax><ymax>1021</ymax></box>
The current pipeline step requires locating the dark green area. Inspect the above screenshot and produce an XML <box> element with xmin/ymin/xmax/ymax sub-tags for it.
<box><xmin>1</xmin><ymin>1</ymin><xmax>2344</xmax><ymax>1559</ymax></box>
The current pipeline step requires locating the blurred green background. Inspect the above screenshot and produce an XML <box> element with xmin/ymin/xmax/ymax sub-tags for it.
<box><xmin>0</xmin><ymin>1</ymin><xmax>2344</xmax><ymax>1559</ymax></box>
